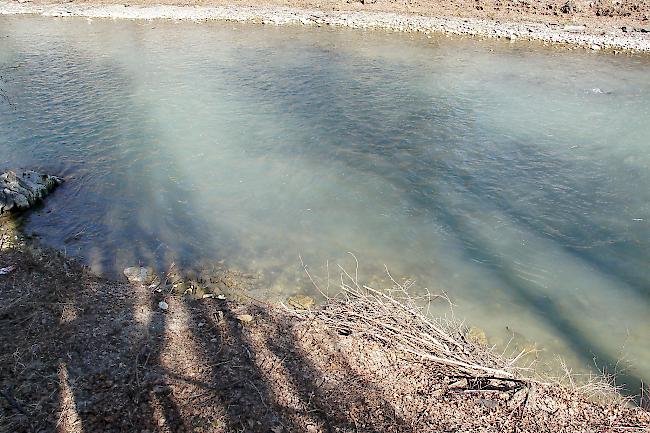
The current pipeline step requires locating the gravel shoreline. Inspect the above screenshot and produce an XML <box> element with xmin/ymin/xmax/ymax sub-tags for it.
<box><xmin>1</xmin><ymin>0</ymin><xmax>650</xmax><ymax>52</ymax></box>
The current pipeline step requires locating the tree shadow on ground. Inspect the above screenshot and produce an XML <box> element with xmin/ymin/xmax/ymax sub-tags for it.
<box><xmin>0</xmin><ymin>224</ymin><xmax>410</xmax><ymax>432</ymax></box>
<box><xmin>2</xmin><ymin>222</ymin><xmax>650</xmax><ymax>433</ymax></box>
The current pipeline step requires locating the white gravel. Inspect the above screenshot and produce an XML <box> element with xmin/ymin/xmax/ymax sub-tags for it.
<box><xmin>1</xmin><ymin>1</ymin><xmax>649</xmax><ymax>52</ymax></box>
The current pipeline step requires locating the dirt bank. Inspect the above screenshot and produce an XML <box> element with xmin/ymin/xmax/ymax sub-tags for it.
<box><xmin>13</xmin><ymin>0</ymin><xmax>650</xmax><ymax>28</ymax></box>
<box><xmin>1</xmin><ymin>0</ymin><xmax>650</xmax><ymax>51</ymax></box>
<box><xmin>1</xmin><ymin>215</ymin><xmax>649</xmax><ymax>432</ymax></box>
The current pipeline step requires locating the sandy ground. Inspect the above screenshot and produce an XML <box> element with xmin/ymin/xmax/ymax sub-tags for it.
<box><xmin>1</xmin><ymin>215</ymin><xmax>649</xmax><ymax>432</ymax></box>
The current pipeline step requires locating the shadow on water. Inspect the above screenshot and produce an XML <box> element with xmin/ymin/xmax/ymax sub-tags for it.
<box><xmin>209</xmin><ymin>44</ymin><xmax>650</xmax><ymax>395</ymax></box>
<box><xmin>2</xmin><ymin>19</ymin><xmax>649</xmax><ymax>402</ymax></box>
<box><xmin>0</xmin><ymin>43</ymin><xmax>232</xmax><ymax>276</ymax></box>
<box><xmin>219</xmin><ymin>41</ymin><xmax>650</xmax><ymax>299</ymax></box>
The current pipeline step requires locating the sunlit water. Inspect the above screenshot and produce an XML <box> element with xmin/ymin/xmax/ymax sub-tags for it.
<box><xmin>1</xmin><ymin>16</ymin><xmax>649</xmax><ymax>392</ymax></box>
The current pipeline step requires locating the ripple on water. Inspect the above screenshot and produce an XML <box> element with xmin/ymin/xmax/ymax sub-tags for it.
<box><xmin>1</xmin><ymin>16</ymin><xmax>650</xmax><ymax>393</ymax></box>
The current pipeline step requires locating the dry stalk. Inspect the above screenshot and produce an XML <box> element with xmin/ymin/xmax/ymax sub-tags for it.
<box><xmin>314</xmin><ymin>260</ymin><xmax>525</xmax><ymax>382</ymax></box>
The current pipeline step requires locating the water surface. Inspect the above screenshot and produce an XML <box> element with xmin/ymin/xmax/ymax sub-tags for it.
<box><xmin>1</xmin><ymin>16</ymin><xmax>649</xmax><ymax>392</ymax></box>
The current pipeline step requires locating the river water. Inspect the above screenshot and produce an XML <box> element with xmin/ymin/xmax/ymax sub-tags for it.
<box><xmin>1</xmin><ymin>16</ymin><xmax>649</xmax><ymax>392</ymax></box>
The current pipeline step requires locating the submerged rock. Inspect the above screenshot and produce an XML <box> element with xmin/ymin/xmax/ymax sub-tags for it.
<box><xmin>0</xmin><ymin>170</ymin><xmax>64</xmax><ymax>214</ymax></box>
<box><xmin>466</xmin><ymin>326</ymin><xmax>488</xmax><ymax>346</ymax></box>
<box><xmin>287</xmin><ymin>294</ymin><xmax>315</xmax><ymax>310</ymax></box>
<box><xmin>124</xmin><ymin>266</ymin><xmax>157</xmax><ymax>285</ymax></box>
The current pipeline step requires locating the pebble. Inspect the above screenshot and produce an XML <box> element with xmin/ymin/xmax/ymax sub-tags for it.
<box><xmin>158</xmin><ymin>301</ymin><xmax>169</xmax><ymax>311</ymax></box>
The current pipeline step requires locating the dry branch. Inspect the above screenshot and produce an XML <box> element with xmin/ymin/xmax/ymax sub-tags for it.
<box><xmin>313</xmin><ymin>262</ymin><xmax>529</xmax><ymax>382</ymax></box>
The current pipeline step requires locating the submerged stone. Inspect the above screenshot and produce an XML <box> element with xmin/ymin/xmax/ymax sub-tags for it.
<box><xmin>124</xmin><ymin>266</ymin><xmax>157</xmax><ymax>285</ymax></box>
<box><xmin>287</xmin><ymin>294</ymin><xmax>315</xmax><ymax>310</ymax></box>
<box><xmin>466</xmin><ymin>326</ymin><xmax>488</xmax><ymax>346</ymax></box>
<box><xmin>0</xmin><ymin>170</ymin><xmax>64</xmax><ymax>214</ymax></box>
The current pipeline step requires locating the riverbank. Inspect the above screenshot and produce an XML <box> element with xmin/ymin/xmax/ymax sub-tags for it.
<box><xmin>1</xmin><ymin>215</ymin><xmax>649</xmax><ymax>432</ymax></box>
<box><xmin>1</xmin><ymin>0</ymin><xmax>650</xmax><ymax>52</ymax></box>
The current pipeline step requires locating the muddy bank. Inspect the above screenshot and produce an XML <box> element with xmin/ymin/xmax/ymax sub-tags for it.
<box><xmin>1</xmin><ymin>216</ymin><xmax>649</xmax><ymax>432</ymax></box>
<box><xmin>1</xmin><ymin>0</ymin><xmax>650</xmax><ymax>51</ymax></box>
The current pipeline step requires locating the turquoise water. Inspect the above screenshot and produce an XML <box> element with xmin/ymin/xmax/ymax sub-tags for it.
<box><xmin>1</xmin><ymin>16</ymin><xmax>649</xmax><ymax>393</ymax></box>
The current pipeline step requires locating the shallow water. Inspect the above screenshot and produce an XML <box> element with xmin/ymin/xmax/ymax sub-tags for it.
<box><xmin>1</xmin><ymin>16</ymin><xmax>649</xmax><ymax>391</ymax></box>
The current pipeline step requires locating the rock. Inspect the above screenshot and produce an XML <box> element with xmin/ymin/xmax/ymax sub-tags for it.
<box><xmin>171</xmin><ymin>281</ymin><xmax>190</xmax><ymax>295</ymax></box>
<box><xmin>0</xmin><ymin>170</ymin><xmax>63</xmax><ymax>214</ymax></box>
<box><xmin>236</xmin><ymin>314</ymin><xmax>253</xmax><ymax>324</ymax></box>
<box><xmin>466</xmin><ymin>326</ymin><xmax>488</xmax><ymax>346</ymax></box>
<box><xmin>590</xmin><ymin>44</ymin><xmax>602</xmax><ymax>51</ymax></box>
<box><xmin>287</xmin><ymin>294</ymin><xmax>315</xmax><ymax>310</ymax></box>
<box><xmin>124</xmin><ymin>266</ymin><xmax>157</xmax><ymax>285</ymax></box>
<box><xmin>158</xmin><ymin>301</ymin><xmax>169</xmax><ymax>311</ymax></box>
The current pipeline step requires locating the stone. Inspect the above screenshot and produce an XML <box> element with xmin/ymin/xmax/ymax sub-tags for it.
<box><xmin>158</xmin><ymin>301</ymin><xmax>169</xmax><ymax>311</ymax></box>
<box><xmin>236</xmin><ymin>314</ymin><xmax>254</xmax><ymax>324</ymax></box>
<box><xmin>124</xmin><ymin>266</ymin><xmax>157</xmax><ymax>285</ymax></box>
<box><xmin>171</xmin><ymin>282</ymin><xmax>189</xmax><ymax>295</ymax></box>
<box><xmin>0</xmin><ymin>170</ymin><xmax>64</xmax><ymax>215</ymax></box>
<box><xmin>287</xmin><ymin>294</ymin><xmax>315</xmax><ymax>310</ymax></box>
<box><xmin>466</xmin><ymin>326</ymin><xmax>488</xmax><ymax>346</ymax></box>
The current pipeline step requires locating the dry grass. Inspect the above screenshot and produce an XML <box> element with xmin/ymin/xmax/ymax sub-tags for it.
<box><xmin>295</xmin><ymin>255</ymin><xmax>535</xmax><ymax>386</ymax></box>
<box><xmin>294</xmin><ymin>253</ymin><xmax>648</xmax><ymax>411</ymax></box>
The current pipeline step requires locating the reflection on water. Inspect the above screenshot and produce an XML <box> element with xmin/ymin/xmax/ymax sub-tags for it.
<box><xmin>1</xmin><ymin>16</ymin><xmax>649</xmax><ymax>393</ymax></box>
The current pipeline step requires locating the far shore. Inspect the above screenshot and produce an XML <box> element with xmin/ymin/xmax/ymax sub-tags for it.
<box><xmin>1</xmin><ymin>0</ymin><xmax>650</xmax><ymax>52</ymax></box>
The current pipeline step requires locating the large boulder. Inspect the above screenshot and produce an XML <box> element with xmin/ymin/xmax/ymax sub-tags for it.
<box><xmin>0</xmin><ymin>170</ymin><xmax>64</xmax><ymax>214</ymax></box>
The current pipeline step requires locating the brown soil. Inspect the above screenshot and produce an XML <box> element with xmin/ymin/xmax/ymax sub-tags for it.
<box><xmin>1</xmin><ymin>215</ymin><xmax>649</xmax><ymax>433</ymax></box>
<box><xmin>29</xmin><ymin>0</ymin><xmax>650</xmax><ymax>32</ymax></box>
